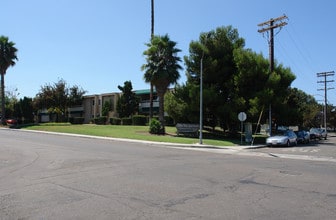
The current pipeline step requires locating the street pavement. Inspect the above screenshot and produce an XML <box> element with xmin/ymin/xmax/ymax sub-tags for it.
<box><xmin>3</xmin><ymin>128</ymin><xmax>336</xmax><ymax>163</ymax></box>
<box><xmin>0</xmin><ymin>128</ymin><xmax>336</xmax><ymax>219</ymax></box>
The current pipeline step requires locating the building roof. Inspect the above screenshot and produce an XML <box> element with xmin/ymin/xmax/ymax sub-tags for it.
<box><xmin>134</xmin><ymin>89</ymin><xmax>156</xmax><ymax>95</ymax></box>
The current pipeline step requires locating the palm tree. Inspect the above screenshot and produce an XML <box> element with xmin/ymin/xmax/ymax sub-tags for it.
<box><xmin>142</xmin><ymin>34</ymin><xmax>182</xmax><ymax>133</ymax></box>
<box><xmin>149</xmin><ymin>0</ymin><xmax>155</xmax><ymax>119</ymax></box>
<box><xmin>0</xmin><ymin>36</ymin><xmax>18</xmax><ymax>125</ymax></box>
<box><xmin>151</xmin><ymin>0</ymin><xmax>154</xmax><ymax>39</ymax></box>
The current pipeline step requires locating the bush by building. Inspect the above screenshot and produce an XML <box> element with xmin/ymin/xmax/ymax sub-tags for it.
<box><xmin>93</xmin><ymin>116</ymin><xmax>107</xmax><ymax>125</ymax></box>
<box><xmin>121</xmin><ymin>117</ymin><xmax>132</xmax><ymax>125</ymax></box>
<box><xmin>69</xmin><ymin>117</ymin><xmax>84</xmax><ymax>124</ymax></box>
<box><xmin>132</xmin><ymin>115</ymin><xmax>147</xmax><ymax>125</ymax></box>
<box><xmin>110</xmin><ymin>117</ymin><xmax>121</xmax><ymax>125</ymax></box>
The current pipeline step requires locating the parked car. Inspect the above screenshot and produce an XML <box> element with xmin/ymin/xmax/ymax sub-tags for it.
<box><xmin>266</xmin><ymin>129</ymin><xmax>297</xmax><ymax>147</ymax></box>
<box><xmin>295</xmin><ymin>130</ymin><xmax>310</xmax><ymax>144</ymax></box>
<box><xmin>317</xmin><ymin>128</ymin><xmax>327</xmax><ymax>140</ymax></box>
<box><xmin>6</xmin><ymin>118</ymin><xmax>18</xmax><ymax>125</ymax></box>
<box><xmin>309</xmin><ymin>128</ymin><xmax>321</xmax><ymax>140</ymax></box>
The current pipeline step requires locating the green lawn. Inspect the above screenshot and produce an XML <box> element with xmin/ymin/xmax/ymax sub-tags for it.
<box><xmin>22</xmin><ymin>123</ymin><xmax>237</xmax><ymax>147</ymax></box>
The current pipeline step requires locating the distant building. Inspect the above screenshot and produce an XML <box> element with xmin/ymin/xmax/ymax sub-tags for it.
<box><xmin>81</xmin><ymin>92</ymin><xmax>120</xmax><ymax>124</ymax></box>
<box><xmin>37</xmin><ymin>89</ymin><xmax>162</xmax><ymax>124</ymax></box>
<box><xmin>135</xmin><ymin>89</ymin><xmax>159</xmax><ymax>115</ymax></box>
<box><xmin>80</xmin><ymin>89</ymin><xmax>159</xmax><ymax>123</ymax></box>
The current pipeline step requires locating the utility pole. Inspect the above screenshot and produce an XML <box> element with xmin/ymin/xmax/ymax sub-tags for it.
<box><xmin>317</xmin><ymin>71</ymin><xmax>335</xmax><ymax>131</ymax></box>
<box><xmin>258</xmin><ymin>14</ymin><xmax>288</xmax><ymax>136</ymax></box>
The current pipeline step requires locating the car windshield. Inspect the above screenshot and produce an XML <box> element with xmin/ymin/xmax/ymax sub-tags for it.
<box><xmin>273</xmin><ymin>130</ymin><xmax>288</xmax><ymax>136</ymax></box>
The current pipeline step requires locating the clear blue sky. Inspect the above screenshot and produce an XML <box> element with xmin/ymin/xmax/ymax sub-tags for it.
<box><xmin>2</xmin><ymin>0</ymin><xmax>336</xmax><ymax>105</ymax></box>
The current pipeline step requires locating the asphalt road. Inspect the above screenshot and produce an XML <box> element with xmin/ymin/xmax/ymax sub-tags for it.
<box><xmin>0</xmin><ymin>128</ymin><xmax>335</xmax><ymax>220</ymax></box>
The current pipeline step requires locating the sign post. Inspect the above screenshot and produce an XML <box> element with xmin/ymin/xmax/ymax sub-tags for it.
<box><xmin>238</xmin><ymin>112</ymin><xmax>247</xmax><ymax>145</ymax></box>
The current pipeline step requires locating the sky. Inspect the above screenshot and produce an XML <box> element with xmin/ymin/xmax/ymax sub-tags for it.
<box><xmin>2</xmin><ymin>0</ymin><xmax>336</xmax><ymax>105</ymax></box>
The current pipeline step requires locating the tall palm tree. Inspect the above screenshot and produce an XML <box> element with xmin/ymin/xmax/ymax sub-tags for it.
<box><xmin>0</xmin><ymin>36</ymin><xmax>18</xmax><ymax>125</ymax></box>
<box><xmin>142</xmin><ymin>34</ymin><xmax>182</xmax><ymax>133</ymax></box>
<box><xmin>151</xmin><ymin>0</ymin><xmax>154</xmax><ymax>39</ymax></box>
<box><xmin>149</xmin><ymin>0</ymin><xmax>154</xmax><ymax>119</ymax></box>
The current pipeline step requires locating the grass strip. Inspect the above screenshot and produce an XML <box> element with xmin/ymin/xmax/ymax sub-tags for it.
<box><xmin>23</xmin><ymin>124</ymin><xmax>236</xmax><ymax>146</ymax></box>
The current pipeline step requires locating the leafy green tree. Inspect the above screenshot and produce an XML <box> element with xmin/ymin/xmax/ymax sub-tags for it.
<box><xmin>0</xmin><ymin>36</ymin><xmax>18</xmax><ymax>124</ymax></box>
<box><xmin>14</xmin><ymin>97</ymin><xmax>35</xmax><ymax>123</ymax></box>
<box><xmin>102</xmin><ymin>101</ymin><xmax>111</xmax><ymax>117</ymax></box>
<box><xmin>184</xmin><ymin>26</ymin><xmax>245</xmax><ymax>130</ymax></box>
<box><xmin>34</xmin><ymin>79</ymin><xmax>86</xmax><ymax>122</ymax></box>
<box><xmin>233</xmin><ymin>48</ymin><xmax>296</xmax><ymax>126</ymax></box>
<box><xmin>3</xmin><ymin>87</ymin><xmax>20</xmax><ymax>119</ymax></box>
<box><xmin>182</xmin><ymin>26</ymin><xmax>296</xmax><ymax>132</ymax></box>
<box><xmin>270</xmin><ymin>88</ymin><xmax>318</xmax><ymax>128</ymax></box>
<box><xmin>68</xmin><ymin>85</ymin><xmax>86</xmax><ymax>106</ymax></box>
<box><xmin>328</xmin><ymin>105</ymin><xmax>336</xmax><ymax>131</ymax></box>
<box><xmin>116</xmin><ymin>81</ymin><xmax>138</xmax><ymax>118</ymax></box>
<box><xmin>164</xmin><ymin>89</ymin><xmax>187</xmax><ymax>123</ymax></box>
<box><xmin>142</xmin><ymin>34</ymin><xmax>182</xmax><ymax>133</ymax></box>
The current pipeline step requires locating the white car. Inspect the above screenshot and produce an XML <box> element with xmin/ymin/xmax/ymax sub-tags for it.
<box><xmin>266</xmin><ymin>130</ymin><xmax>297</xmax><ymax>147</ymax></box>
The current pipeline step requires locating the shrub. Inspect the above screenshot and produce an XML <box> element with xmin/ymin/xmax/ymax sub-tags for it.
<box><xmin>132</xmin><ymin>115</ymin><xmax>147</xmax><ymax>125</ymax></box>
<box><xmin>94</xmin><ymin>116</ymin><xmax>107</xmax><ymax>125</ymax></box>
<box><xmin>22</xmin><ymin>118</ymin><xmax>35</xmax><ymax>124</ymax></box>
<box><xmin>69</xmin><ymin>117</ymin><xmax>84</xmax><ymax>124</ymax></box>
<box><xmin>121</xmin><ymin>117</ymin><xmax>132</xmax><ymax>125</ymax></box>
<box><xmin>110</xmin><ymin>117</ymin><xmax>121</xmax><ymax>125</ymax></box>
<box><xmin>149</xmin><ymin>118</ymin><xmax>163</xmax><ymax>134</ymax></box>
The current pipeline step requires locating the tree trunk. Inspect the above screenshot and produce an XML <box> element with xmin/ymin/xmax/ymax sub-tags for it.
<box><xmin>1</xmin><ymin>72</ymin><xmax>5</xmax><ymax>125</ymax></box>
<box><xmin>149</xmin><ymin>83</ymin><xmax>153</xmax><ymax>119</ymax></box>
<box><xmin>156</xmin><ymin>87</ymin><xmax>166</xmax><ymax>134</ymax></box>
<box><xmin>150</xmin><ymin>0</ymin><xmax>154</xmax><ymax>120</ymax></box>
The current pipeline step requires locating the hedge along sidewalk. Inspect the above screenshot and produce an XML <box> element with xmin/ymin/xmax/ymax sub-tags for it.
<box><xmin>22</xmin><ymin>124</ymin><xmax>236</xmax><ymax>147</ymax></box>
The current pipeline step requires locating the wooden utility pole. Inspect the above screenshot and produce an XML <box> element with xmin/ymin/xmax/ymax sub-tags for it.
<box><xmin>258</xmin><ymin>15</ymin><xmax>288</xmax><ymax>136</ymax></box>
<box><xmin>317</xmin><ymin>71</ymin><xmax>335</xmax><ymax>131</ymax></box>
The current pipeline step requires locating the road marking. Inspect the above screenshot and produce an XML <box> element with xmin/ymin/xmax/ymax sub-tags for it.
<box><xmin>281</xmin><ymin>148</ymin><xmax>321</xmax><ymax>153</ymax></box>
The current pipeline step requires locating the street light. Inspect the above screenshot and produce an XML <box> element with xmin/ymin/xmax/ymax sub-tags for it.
<box><xmin>199</xmin><ymin>33</ymin><xmax>210</xmax><ymax>145</ymax></box>
<box><xmin>199</xmin><ymin>51</ymin><xmax>204</xmax><ymax>144</ymax></box>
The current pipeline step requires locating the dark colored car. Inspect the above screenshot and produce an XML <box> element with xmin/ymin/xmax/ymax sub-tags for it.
<box><xmin>295</xmin><ymin>130</ymin><xmax>310</xmax><ymax>144</ymax></box>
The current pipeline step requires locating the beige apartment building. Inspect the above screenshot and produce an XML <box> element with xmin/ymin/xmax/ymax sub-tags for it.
<box><xmin>69</xmin><ymin>89</ymin><xmax>159</xmax><ymax>124</ymax></box>
<box><xmin>81</xmin><ymin>92</ymin><xmax>120</xmax><ymax>123</ymax></box>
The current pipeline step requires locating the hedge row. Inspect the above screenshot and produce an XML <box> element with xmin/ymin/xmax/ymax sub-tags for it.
<box><xmin>69</xmin><ymin>115</ymin><xmax>174</xmax><ymax>126</ymax></box>
<box><xmin>69</xmin><ymin>117</ymin><xmax>85</xmax><ymax>124</ymax></box>
<box><xmin>82</xmin><ymin>115</ymin><xmax>174</xmax><ymax>126</ymax></box>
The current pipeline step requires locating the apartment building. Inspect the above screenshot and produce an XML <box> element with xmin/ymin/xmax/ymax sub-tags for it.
<box><xmin>80</xmin><ymin>89</ymin><xmax>159</xmax><ymax>123</ymax></box>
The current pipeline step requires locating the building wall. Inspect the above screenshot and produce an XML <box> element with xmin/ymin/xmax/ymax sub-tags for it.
<box><xmin>81</xmin><ymin>89</ymin><xmax>166</xmax><ymax>124</ymax></box>
<box><xmin>82</xmin><ymin>93</ymin><xmax>120</xmax><ymax>123</ymax></box>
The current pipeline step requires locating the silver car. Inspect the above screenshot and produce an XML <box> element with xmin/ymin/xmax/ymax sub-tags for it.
<box><xmin>266</xmin><ymin>130</ymin><xmax>297</xmax><ymax>147</ymax></box>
